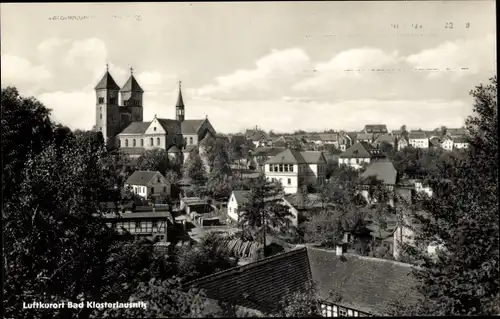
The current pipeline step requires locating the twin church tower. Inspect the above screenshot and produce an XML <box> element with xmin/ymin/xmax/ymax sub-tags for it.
<box><xmin>94</xmin><ymin>64</ymin><xmax>187</xmax><ymax>147</ymax></box>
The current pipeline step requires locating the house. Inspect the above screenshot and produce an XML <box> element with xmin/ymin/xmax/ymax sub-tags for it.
<box><xmin>359</xmin><ymin>159</ymin><xmax>399</xmax><ymax>204</ymax></box>
<box><xmin>307</xmin><ymin>246</ymin><xmax>421</xmax><ymax>316</ymax></box>
<box><xmin>227</xmin><ymin>190</ymin><xmax>299</xmax><ymax>227</ymax></box>
<box><xmin>372</xmin><ymin>134</ymin><xmax>396</xmax><ymax>149</ymax></box>
<box><xmin>245</xmin><ymin>127</ymin><xmax>269</xmax><ymax>147</ymax></box>
<box><xmin>310</xmin><ymin>133</ymin><xmax>340</xmax><ymax>147</ymax></box>
<box><xmin>453</xmin><ymin>135</ymin><xmax>469</xmax><ymax>149</ymax></box>
<box><xmin>396</xmin><ymin>136</ymin><xmax>409</xmax><ymax>151</ymax></box>
<box><xmin>355</xmin><ymin>132</ymin><xmax>373</xmax><ymax>143</ymax></box>
<box><xmin>265</xmin><ymin>149</ymin><xmax>327</xmax><ymax>193</ymax></box>
<box><xmin>429</xmin><ymin>136</ymin><xmax>442</xmax><ymax>149</ymax></box>
<box><xmin>272</xmin><ymin>136</ymin><xmax>294</xmax><ymax>148</ymax></box>
<box><xmin>440</xmin><ymin>135</ymin><xmax>453</xmax><ymax>151</ymax></box>
<box><xmin>180</xmin><ymin>196</ymin><xmax>211</xmax><ymax>216</ymax></box>
<box><xmin>124</xmin><ymin>170</ymin><xmax>170</xmax><ymax>199</ymax></box>
<box><xmin>338</xmin><ymin>131</ymin><xmax>353</xmax><ymax>152</ymax></box>
<box><xmin>338</xmin><ymin>142</ymin><xmax>385</xmax><ymax>170</ymax></box>
<box><xmin>251</xmin><ymin>147</ymin><xmax>286</xmax><ymax>170</ymax></box>
<box><xmin>408</xmin><ymin>131</ymin><xmax>429</xmax><ymax>149</ymax></box>
<box><xmin>103</xmin><ymin>211</ymin><xmax>172</xmax><ymax>241</ymax></box>
<box><xmin>364</xmin><ymin>124</ymin><xmax>388</xmax><ymax>135</ymax></box>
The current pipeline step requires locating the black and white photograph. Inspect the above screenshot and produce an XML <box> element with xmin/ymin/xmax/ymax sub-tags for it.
<box><xmin>1</xmin><ymin>1</ymin><xmax>498</xmax><ymax>318</ymax></box>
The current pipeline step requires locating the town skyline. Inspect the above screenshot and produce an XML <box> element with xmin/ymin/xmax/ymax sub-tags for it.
<box><xmin>1</xmin><ymin>1</ymin><xmax>496</xmax><ymax>133</ymax></box>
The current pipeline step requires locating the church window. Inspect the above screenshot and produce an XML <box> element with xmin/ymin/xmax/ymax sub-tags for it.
<box><xmin>98</xmin><ymin>97</ymin><xmax>104</xmax><ymax>104</ymax></box>
<box><xmin>109</xmin><ymin>97</ymin><xmax>117</xmax><ymax>105</ymax></box>
<box><xmin>99</xmin><ymin>113</ymin><xmax>102</xmax><ymax>119</ymax></box>
<box><xmin>125</xmin><ymin>139</ymin><xmax>129</xmax><ymax>147</ymax></box>
<box><xmin>133</xmin><ymin>139</ymin><xmax>136</xmax><ymax>147</ymax></box>
<box><xmin>140</xmin><ymin>139</ymin><xmax>144</xmax><ymax>147</ymax></box>
<box><xmin>150</xmin><ymin>138</ymin><xmax>154</xmax><ymax>146</ymax></box>
<box><xmin>118</xmin><ymin>140</ymin><xmax>121</xmax><ymax>147</ymax></box>
<box><xmin>189</xmin><ymin>137</ymin><xmax>193</xmax><ymax>145</ymax></box>
<box><xmin>154</xmin><ymin>127</ymin><xmax>157</xmax><ymax>132</ymax></box>
<box><xmin>157</xmin><ymin>138</ymin><xmax>160</xmax><ymax>146</ymax></box>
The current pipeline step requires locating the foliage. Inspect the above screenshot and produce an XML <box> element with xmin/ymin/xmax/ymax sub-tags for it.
<box><xmin>396</xmin><ymin>76</ymin><xmax>499</xmax><ymax>316</ymax></box>
<box><xmin>184</xmin><ymin>148</ymin><xmax>208</xmax><ymax>185</ymax></box>
<box><xmin>272</xmin><ymin>281</ymin><xmax>322</xmax><ymax>317</ymax></box>
<box><xmin>239</xmin><ymin>175</ymin><xmax>293</xmax><ymax>256</ymax></box>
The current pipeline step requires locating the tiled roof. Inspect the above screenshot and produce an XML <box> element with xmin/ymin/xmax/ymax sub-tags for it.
<box><xmin>120</xmin><ymin>147</ymin><xmax>146</xmax><ymax>156</ymax></box>
<box><xmin>356</xmin><ymin>133</ymin><xmax>373</xmax><ymax>141</ymax></box>
<box><xmin>167</xmin><ymin>145</ymin><xmax>181</xmax><ymax>153</ymax></box>
<box><xmin>360</xmin><ymin>159</ymin><xmax>398</xmax><ymax>185</ymax></box>
<box><xmin>364</xmin><ymin>124</ymin><xmax>388</xmax><ymax>133</ymax></box>
<box><xmin>429</xmin><ymin>137</ymin><xmax>441</xmax><ymax>146</ymax></box>
<box><xmin>229</xmin><ymin>135</ymin><xmax>247</xmax><ymax>145</ymax></box>
<box><xmin>121</xmin><ymin>75</ymin><xmax>144</xmax><ymax>93</ymax></box>
<box><xmin>120</xmin><ymin>122</ymin><xmax>151</xmax><ymax>134</ymax></box>
<box><xmin>408</xmin><ymin>131</ymin><xmax>428</xmax><ymax>139</ymax></box>
<box><xmin>103</xmin><ymin>211</ymin><xmax>171</xmax><ymax>219</ymax></box>
<box><xmin>340</xmin><ymin>142</ymin><xmax>375</xmax><ymax>158</ymax></box>
<box><xmin>453</xmin><ymin>136</ymin><xmax>469</xmax><ymax>143</ymax></box>
<box><xmin>307</xmin><ymin>247</ymin><xmax>421</xmax><ymax>315</ymax></box>
<box><xmin>318</xmin><ymin>133</ymin><xmax>339</xmax><ymax>142</ymax></box>
<box><xmin>300</xmin><ymin>151</ymin><xmax>326</xmax><ymax>164</ymax></box>
<box><xmin>176</xmin><ymin>88</ymin><xmax>185</xmax><ymax>107</ymax></box>
<box><xmin>232</xmin><ymin>190</ymin><xmax>251</xmax><ymax>206</ymax></box>
<box><xmin>94</xmin><ymin>71</ymin><xmax>120</xmax><ymax>90</ymax></box>
<box><xmin>245</xmin><ymin>129</ymin><xmax>268</xmax><ymax>141</ymax></box>
<box><xmin>181</xmin><ymin>119</ymin><xmax>205</xmax><ymax>134</ymax></box>
<box><xmin>374</xmin><ymin>134</ymin><xmax>395</xmax><ymax>144</ymax></box>
<box><xmin>185</xmin><ymin>247</ymin><xmax>313</xmax><ymax>314</ymax></box>
<box><xmin>252</xmin><ymin>147</ymin><xmax>286</xmax><ymax>157</ymax></box>
<box><xmin>125</xmin><ymin>170</ymin><xmax>164</xmax><ymax>186</ymax></box>
<box><xmin>266</xmin><ymin>149</ymin><xmax>305</xmax><ymax>164</ymax></box>
<box><xmin>157</xmin><ymin>118</ymin><xmax>181</xmax><ymax>134</ymax></box>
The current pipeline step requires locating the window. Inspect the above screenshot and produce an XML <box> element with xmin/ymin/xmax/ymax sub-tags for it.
<box><xmin>189</xmin><ymin>137</ymin><xmax>193</xmax><ymax>144</ymax></box>
<box><xmin>152</xmin><ymin>221</ymin><xmax>157</xmax><ymax>228</ymax></box>
<box><xmin>125</xmin><ymin>139</ymin><xmax>129</xmax><ymax>147</ymax></box>
<box><xmin>140</xmin><ymin>139</ymin><xmax>144</xmax><ymax>146</ymax></box>
<box><xmin>353</xmin><ymin>311</ymin><xmax>359</xmax><ymax>317</ymax></box>
<box><xmin>339</xmin><ymin>307</ymin><xmax>347</xmax><ymax>316</ymax></box>
<box><xmin>133</xmin><ymin>139</ymin><xmax>136</xmax><ymax>147</ymax></box>
<box><xmin>118</xmin><ymin>140</ymin><xmax>121</xmax><ymax>147</ymax></box>
<box><xmin>347</xmin><ymin>310</ymin><xmax>353</xmax><ymax>316</ymax></box>
<box><xmin>99</xmin><ymin>113</ymin><xmax>102</xmax><ymax>119</ymax></box>
<box><xmin>279</xmin><ymin>164</ymin><xmax>283</xmax><ymax>172</ymax></box>
<box><xmin>100</xmin><ymin>127</ymin><xmax>102</xmax><ymax>131</ymax></box>
<box><xmin>284</xmin><ymin>165</ymin><xmax>289</xmax><ymax>172</ymax></box>
<box><xmin>333</xmin><ymin>305</ymin><xmax>338</xmax><ymax>317</ymax></box>
<box><xmin>154</xmin><ymin>127</ymin><xmax>157</xmax><ymax>131</ymax></box>
<box><xmin>150</xmin><ymin>138</ymin><xmax>154</xmax><ymax>146</ymax></box>
<box><xmin>157</xmin><ymin>138</ymin><xmax>160</xmax><ymax>146</ymax></box>
<box><xmin>184</xmin><ymin>137</ymin><xmax>187</xmax><ymax>145</ymax></box>
<box><xmin>109</xmin><ymin>97</ymin><xmax>117</xmax><ymax>105</ymax></box>
<box><xmin>135</xmin><ymin>222</ymin><xmax>142</xmax><ymax>229</ymax></box>
<box><xmin>287</xmin><ymin>178</ymin><xmax>291</xmax><ymax>185</ymax></box>
<box><xmin>163</xmin><ymin>186</ymin><xmax>167</xmax><ymax>192</ymax></box>
<box><xmin>290</xmin><ymin>165</ymin><xmax>294</xmax><ymax>172</ymax></box>
<box><xmin>151</xmin><ymin>187</ymin><xmax>154</xmax><ymax>193</ymax></box>
<box><xmin>98</xmin><ymin>97</ymin><xmax>104</xmax><ymax>104</ymax></box>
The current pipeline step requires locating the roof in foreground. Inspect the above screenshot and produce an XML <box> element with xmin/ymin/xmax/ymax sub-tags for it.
<box><xmin>125</xmin><ymin>170</ymin><xmax>163</xmax><ymax>186</ymax></box>
<box><xmin>360</xmin><ymin>159</ymin><xmax>398</xmax><ymax>185</ymax></box>
<box><xmin>185</xmin><ymin>247</ymin><xmax>312</xmax><ymax>314</ymax></box>
<box><xmin>306</xmin><ymin>247</ymin><xmax>421</xmax><ymax>315</ymax></box>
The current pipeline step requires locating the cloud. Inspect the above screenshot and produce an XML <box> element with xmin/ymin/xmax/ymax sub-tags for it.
<box><xmin>406</xmin><ymin>34</ymin><xmax>496</xmax><ymax>79</ymax></box>
<box><xmin>38</xmin><ymin>91</ymin><xmax>95</xmax><ymax>130</ymax></box>
<box><xmin>293</xmin><ymin>47</ymin><xmax>402</xmax><ymax>92</ymax></box>
<box><xmin>1</xmin><ymin>54</ymin><xmax>52</xmax><ymax>91</ymax></box>
<box><xmin>194</xmin><ymin>48</ymin><xmax>311</xmax><ymax>100</ymax></box>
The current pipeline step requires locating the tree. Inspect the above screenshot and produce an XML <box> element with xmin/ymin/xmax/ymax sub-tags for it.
<box><xmin>239</xmin><ymin>175</ymin><xmax>293</xmax><ymax>257</ymax></box>
<box><xmin>184</xmin><ymin>148</ymin><xmax>208</xmax><ymax>197</ymax></box>
<box><xmin>398</xmin><ymin>76</ymin><xmax>499</xmax><ymax>316</ymax></box>
<box><xmin>272</xmin><ymin>281</ymin><xmax>322</xmax><ymax>317</ymax></box>
<box><xmin>400</xmin><ymin>124</ymin><xmax>409</xmax><ymax>139</ymax></box>
<box><xmin>379</xmin><ymin>141</ymin><xmax>394</xmax><ymax>155</ymax></box>
<box><xmin>134</xmin><ymin>148</ymin><xmax>177</xmax><ymax>176</ymax></box>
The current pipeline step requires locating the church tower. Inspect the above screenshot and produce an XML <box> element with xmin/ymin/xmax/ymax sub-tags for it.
<box><xmin>175</xmin><ymin>81</ymin><xmax>185</xmax><ymax>122</ymax></box>
<box><xmin>120</xmin><ymin>67</ymin><xmax>144</xmax><ymax>129</ymax></box>
<box><xmin>95</xmin><ymin>64</ymin><xmax>120</xmax><ymax>146</ymax></box>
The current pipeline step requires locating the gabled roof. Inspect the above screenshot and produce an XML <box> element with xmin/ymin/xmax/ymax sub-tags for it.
<box><xmin>95</xmin><ymin>71</ymin><xmax>120</xmax><ymax>90</ymax></box>
<box><xmin>374</xmin><ymin>134</ymin><xmax>395</xmax><ymax>144</ymax></box>
<box><xmin>429</xmin><ymin>137</ymin><xmax>441</xmax><ymax>146</ymax></box>
<box><xmin>245</xmin><ymin>129</ymin><xmax>268</xmax><ymax>141</ymax></box>
<box><xmin>318</xmin><ymin>133</ymin><xmax>339</xmax><ymax>142</ymax></box>
<box><xmin>364</xmin><ymin>124</ymin><xmax>388</xmax><ymax>133</ymax></box>
<box><xmin>252</xmin><ymin>147</ymin><xmax>286</xmax><ymax>157</ymax></box>
<box><xmin>453</xmin><ymin>136</ymin><xmax>469</xmax><ymax>143</ymax></box>
<box><xmin>266</xmin><ymin>149</ymin><xmax>305</xmax><ymax>164</ymax></box>
<box><xmin>120</xmin><ymin>122</ymin><xmax>152</xmax><ymax>134</ymax></box>
<box><xmin>125</xmin><ymin>170</ymin><xmax>165</xmax><ymax>186</ymax></box>
<box><xmin>408</xmin><ymin>131</ymin><xmax>428</xmax><ymax>139</ymax></box>
<box><xmin>167</xmin><ymin>145</ymin><xmax>181</xmax><ymax>153</ymax></box>
<box><xmin>397</xmin><ymin>136</ymin><xmax>409</xmax><ymax>143</ymax></box>
<box><xmin>121</xmin><ymin>75</ymin><xmax>144</xmax><ymax>93</ymax></box>
<box><xmin>356</xmin><ymin>133</ymin><xmax>373</xmax><ymax>141</ymax></box>
<box><xmin>340</xmin><ymin>142</ymin><xmax>378</xmax><ymax>158</ymax></box>
<box><xmin>185</xmin><ymin>247</ymin><xmax>312</xmax><ymax>314</ymax></box>
<box><xmin>300</xmin><ymin>151</ymin><xmax>326</xmax><ymax>164</ymax></box>
<box><xmin>232</xmin><ymin>190</ymin><xmax>251</xmax><ymax>206</ymax></box>
<box><xmin>360</xmin><ymin>159</ymin><xmax>398</xmax><ymax>185</ymax></box>
<box><xmin>307</xmin><ymin>247</ymin><xmax>421</xmax><ymax>316</ymax></box>
<box><xmin>181</xmin><ymin>119</ymin><xmax>206</xmax><ymax>134</ymax></box>
<box><xmin>157</xmin><ymin>118</ymin><xmax>181</xmax><ymax>134</ymax></box>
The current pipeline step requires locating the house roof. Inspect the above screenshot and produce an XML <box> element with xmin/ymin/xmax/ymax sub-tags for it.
<box><xmin>360</xmin><ymin>160</ymin><xmax>398</xmax><ymax>185</ymax></box>
<box><xmin>252</xmin><ymin>147</ymin><xmax>286</xmax><ymax>157</ymax></box>
<box><xmin>307</xmin><ymin>247</ymin><xmax>421</xmax><ymax>315</ymax></box>
<box><xmin>167</xmin><ymin>145</ymin><xmax>181</xmax><ymax>153</ymax></box>
<box><xmin>453</xmin><ymin>136</ymin><xmax>469</xmax><ymax>143</ymax></box>
<box><xmin>364</xmin><ymin>124</ymin><xmax>388</xmax><ymax>133</ymax></box>
<box><xmin>374</xmin><ymin>134</ymin><xmax>395</xmax><ymax>144</ymax></box>
<box><xmin>94</xmin><ymin>71</ymin><xmax>120</xmax><ymax>90</ymax></box>
<box><xmin>429</xmin><ymin>137</ymin><xmax>441</xmax><ymax>146</ymax></box>
<box><xmin>120</xmin><ymin>122</ymin><xmax>151</xmax><ymax>134</ymax></box>
<box><xmin>340</xmin><ymin>142</ymin><xmax>380</xmax><ymax>158</ymax></box>
<box><xmin>120</xmin><ymin>147</ymin><xmax>146</xmax><ymax>156</ymax></box>
<box><xmin>318</xmin><ymin>133</ymin><xmax>339</xmax><ymax>142</ymax></box>
<box><xmin>397</xmin><ymin>136</ymin><xmax>409</xmax><ymax>143</ymax></box>
<box><xmin>185</xmin><ymin>247</ymin><xmax>313</xmax><ymax>314</ymax></box>
<box><xmin>103</xmin><ymin>211</ymin><xmax>171</xmax><ymax>220</ymax></box>
<box><xmin>266</xmin><ymin>149</ymin><xmax>305</xmax><ymax>164</ymax></box>
<box><xmin>232</xmin><ymin>190</ymin><xmax>251</xmax><ymax>206</ymax></box>
<box><xmin>176</xmin><ymin>86</ymin><xmax>185</xmax><ymax>108</ymax></box>
<box><xmin>181</xmin><ymin>119</ymin><xmax>206</xmax><ymax>134</ymax></box>
<box><xmin>300</xmin><ymin>151</ymin><xmax>326</xmax><ymax>164</ymax></box>
<box><xmin>245</xmin><ymin>129</ymin><xmax>268</xmax><ymax>141</ymax></box>
<box><xmin>356</xmin><ymin>133</ymin><xmax>373</xmax><ymax>141</ymax></box>
<box><xmin>121</xmin><ymin>75</ymin><xmax>144</xmax><ymax>93</ymax></box>
<box><xmin>408</xmin><ymin>131</ymin><xmax>428</xmax><ymax>139</ymax></box>
<box><xmin>157</xmin><ymin>118</ymin><xmax>181</xmax><ymax>133</ymax></box>
<box><xmin>125</xmin><ymin>170</ymin><xmax>164</xmax><ymax>186</ymax></box>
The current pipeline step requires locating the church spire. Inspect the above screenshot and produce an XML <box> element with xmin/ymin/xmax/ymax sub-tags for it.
<box><xmin>175</xmin><ymin>80</ymin><xmax>185</xmax><ymax>122</ymax></box>
<box><xmin>95</xmin><ymin>64</ymin><xmax>120</xmax><ymax>90</ymax></box>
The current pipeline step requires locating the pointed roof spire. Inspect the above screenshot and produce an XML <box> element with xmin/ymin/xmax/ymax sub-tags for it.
<box><xmin>176</xmin><ymin>80</ymin><xmax>185</xmax><ymax>108</ymax></box>
<box><xmin>121</xmin><ymin>66</ymin><xmax>144</xmax><ymax>93</ymax></box>
<box><xmin>95</xmin><ymin>64</ymin><xmax>120</xmax><ymax>90</ymax></box>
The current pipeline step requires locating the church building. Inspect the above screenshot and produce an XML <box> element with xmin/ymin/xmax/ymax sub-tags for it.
<box><xmin>94</xmin><ymin>65</ymin><xmax>216</xmax><ymax>164</ymax></box>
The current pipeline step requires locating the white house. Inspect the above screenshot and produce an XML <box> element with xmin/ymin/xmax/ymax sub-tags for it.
<box><xmin>338</xmin><ymin>141</ymin><xmax>384</xmax><ymax>170</ymax></box>
<box><xmin>396</xmin><ymin>136</ymin><xmax>409</xmax><ymax>151</ymax></box>
<box><xmin>124</xmin><ymin>170</ymin><xmax>170</xmax><ymax>199</ymax></box>
<box><xmin>440</xmin><ymin>135</ymin><xmax>454</xmax><ymax>151</ymax></box>
<box><xmin>264</xmin><ymin>149</ymin><xmax>327</xmax><ymax>194</ymax></box>
<box><xmin>408</xmin><ymin>131</ymin><xmax>429</xmax><ymax>149</ymax></box>
<box><xmin>453</xmin><ymin>136</ymin><xmax>469</xmax><ymax>149</ymax></box>
<box><xmin>226</xmin><ymin>190</ymin><xmax>298</xmax><ymax>227</ymax></box>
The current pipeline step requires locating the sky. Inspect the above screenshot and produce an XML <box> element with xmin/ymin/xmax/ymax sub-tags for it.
<box><xmin>1</xmin><ymin>1</ymin><xmax>496</xmax><ymax>134</ymax></box>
